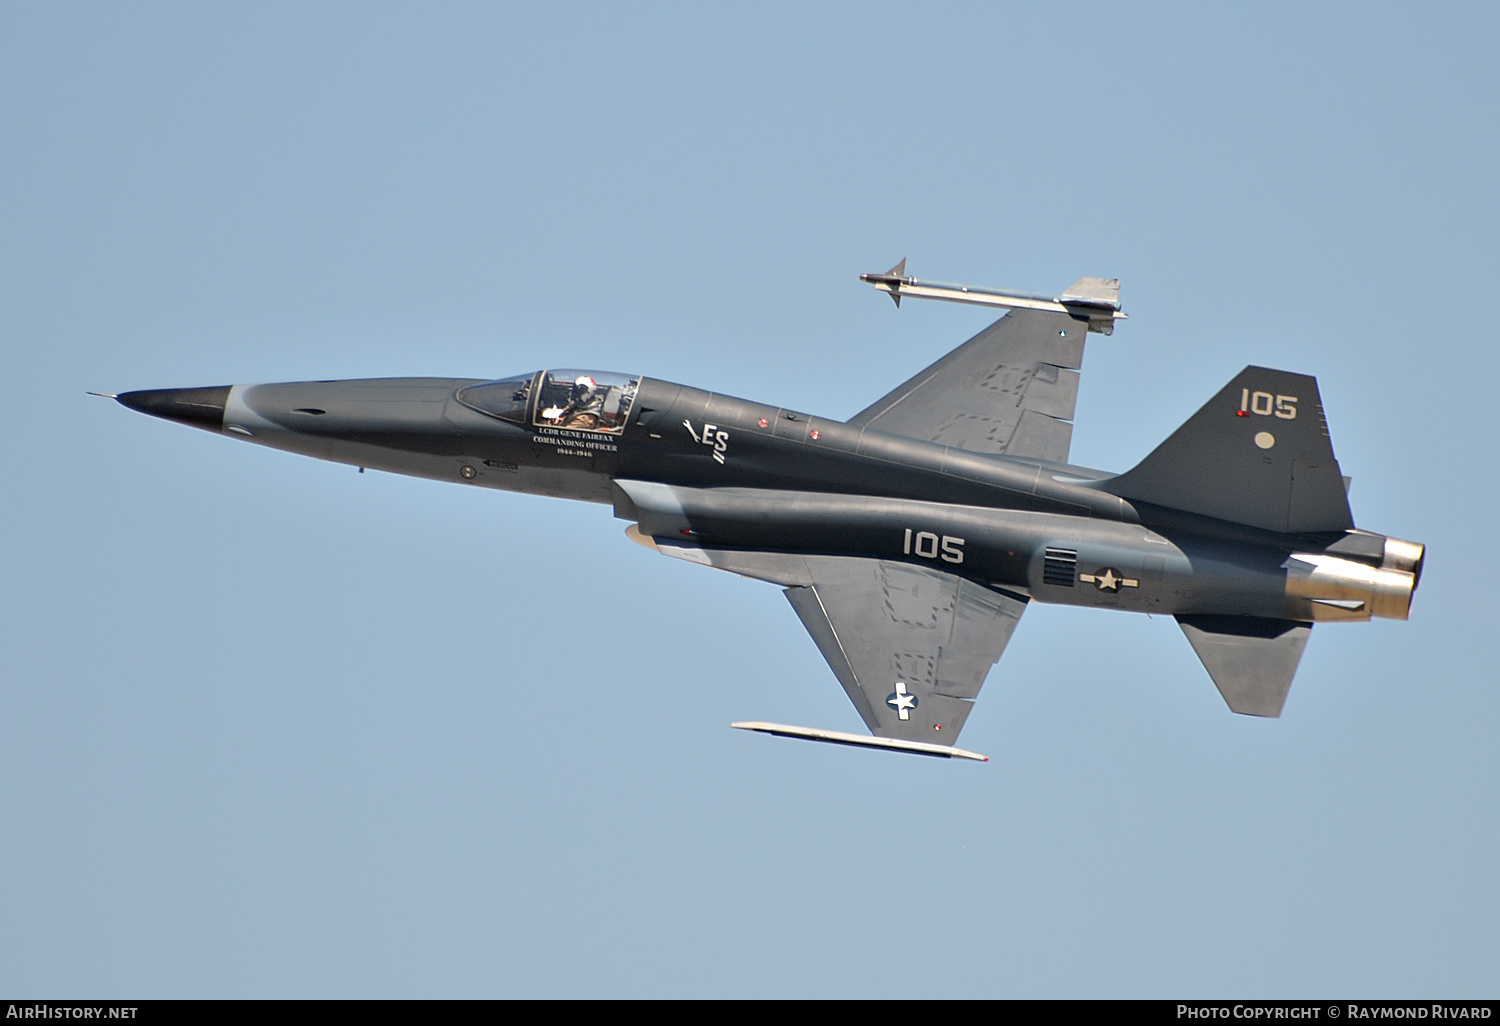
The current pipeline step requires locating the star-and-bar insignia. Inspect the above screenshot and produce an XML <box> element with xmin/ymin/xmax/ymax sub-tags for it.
<box><xmin>886</xmin><ymin>682</ymin><xmax>918</xmax><ymax>721</ymax></box>
<box><xmin>1078</xmin><ymin>567</ymin><xmax>1139</xmax><ymax>591</ymax></box>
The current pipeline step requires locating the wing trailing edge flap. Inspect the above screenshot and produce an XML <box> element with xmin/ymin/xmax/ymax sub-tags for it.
<box><xmin>1176</xmin><ymin>615</ymin><xmax>1312</xmax><ymax>717</ymax></box>
<box><xmin>846</xmin><ymin>308</ymin><xmax>1086</xmax><ymax>462</ymax></box>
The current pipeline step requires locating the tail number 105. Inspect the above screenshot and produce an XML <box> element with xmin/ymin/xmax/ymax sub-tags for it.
<box><xmin>1240</xmin><ymin>389</ymin><xmax>1298</xmax><ymax>419</ymax></box>
<box><xmin>903</xmin><ymin>528</ymin><xmax>964</xmax><ymax>564</ymax></box>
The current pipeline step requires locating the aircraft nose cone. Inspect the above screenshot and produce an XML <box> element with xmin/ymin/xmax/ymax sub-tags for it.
<box><xmin>116</xmin><ymin>386</ymin><xmax>231</xmax><ymax>432</ymax></box>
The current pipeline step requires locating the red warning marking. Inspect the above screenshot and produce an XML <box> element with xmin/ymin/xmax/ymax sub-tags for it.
<box><xmin>1236</xmin><ymin>410</ymin><xmax>1249</xmax><ymax>417</ymax></box>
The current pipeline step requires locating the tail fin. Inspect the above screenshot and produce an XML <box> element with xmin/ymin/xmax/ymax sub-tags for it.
<box><xmin>1104</xmin><ymin>367</ymin><xmax>1354</xmax><ymax>534</ymax></box>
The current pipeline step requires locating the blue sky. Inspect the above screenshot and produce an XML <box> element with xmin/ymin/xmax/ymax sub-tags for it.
<box><xmin>2</xmin><ymin>1</ymin><xmax>1496</xmax><ymax>997</ymax></box>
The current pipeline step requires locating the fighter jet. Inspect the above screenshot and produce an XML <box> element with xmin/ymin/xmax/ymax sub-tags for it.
<box><xmin>108</xmin><ymin>264</ymin><xmax>1423</xmax><ymax>761</ymax></box>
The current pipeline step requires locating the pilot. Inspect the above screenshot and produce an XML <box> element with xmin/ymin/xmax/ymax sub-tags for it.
<box><xmin>558</xmin><ymin>375</ymin><xmax>605</xmax><ymax>429</ymax></box>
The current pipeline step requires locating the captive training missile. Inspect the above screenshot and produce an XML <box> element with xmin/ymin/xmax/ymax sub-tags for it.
<box><xmin>860</xmin><ymin>258</ymin><xmax>1127</xmax><ymax>334</ymax></box>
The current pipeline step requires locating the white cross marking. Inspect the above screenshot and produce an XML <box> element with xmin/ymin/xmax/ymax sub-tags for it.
<box><xmin>887</xmin><ymin>682</ymin><xmax>917</xmax><ymax>721</ymax></box>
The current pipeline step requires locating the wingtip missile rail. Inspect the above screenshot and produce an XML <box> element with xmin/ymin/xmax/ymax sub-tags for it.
<box><xmin>860</xmin><ymin>259</ymin><xmax>1126</xmax><ymax>335</ymax></box>
<box><xmin>731</xmin><ymin>722</ymin><xmax>990</xmax><ymax>762</ymax></box>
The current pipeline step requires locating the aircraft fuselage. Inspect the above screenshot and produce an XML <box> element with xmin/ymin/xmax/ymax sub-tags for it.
<box><xmin>121</xmin><ymin>373</ymin><xmax>1415</xmax><ymax>626</ymax></box>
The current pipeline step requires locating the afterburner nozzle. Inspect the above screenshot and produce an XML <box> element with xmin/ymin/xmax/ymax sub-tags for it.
<box><xmin>1285</xmin><ymin>554</ymin><xmax>1417</xmax><ymax>622</ymax></box>
<box><xmin>1381</xmin><ymin>536</ymin><xmax>1425</xmax><ymax>589</ymax></box>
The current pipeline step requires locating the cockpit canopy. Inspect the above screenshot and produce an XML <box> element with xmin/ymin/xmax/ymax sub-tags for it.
<box><xmin>456</xmin><ymin>375</ymin><xmax>533</xmax><ymax>424</ymax></box>
<box><xmin>456</xmin><ymin>369</ymin><xmax>641</xmax><ymax>435</ymax></box>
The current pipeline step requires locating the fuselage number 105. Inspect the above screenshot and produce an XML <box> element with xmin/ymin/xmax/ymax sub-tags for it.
<box><xmin>903</xmin><ymin>528</ymin><xmax>964</xmax><ymax>564</ymax></box>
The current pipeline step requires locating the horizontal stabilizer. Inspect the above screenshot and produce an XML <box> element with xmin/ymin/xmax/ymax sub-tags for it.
<box><xmin>731</xmin><ymin>722</ymin><xmax>989</xmax><ymax>761</ymax></box>
<box><xmin>1105</xmin><ymin>367</ymin><xmax>1354</xmax><ymax>534</ymax></box>
<box><xmin>1177</xmin><ymin>615</ymin><xmax>1312</xmax><ymax>717</ymax></box>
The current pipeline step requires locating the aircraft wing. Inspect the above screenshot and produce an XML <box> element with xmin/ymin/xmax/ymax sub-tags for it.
<box><xmin>651</xmin><ymin>541</ymin><xmax>1026</xmax><ymax>745</ymax></box>
<box><xmin>784</xmin><ymin>558</ymin><xmax>1027</xmax><ymax>743</ymax></box>
<box><xmin>846</xmin><ymin>309</ymin><xmax>1087</xmax><ymax>462</ymax></box>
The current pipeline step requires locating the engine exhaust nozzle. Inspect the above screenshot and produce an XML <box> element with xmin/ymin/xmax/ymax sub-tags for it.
<box><xmin>1285</xmin><ymin>554</ymin><xmax>1416</xmax><ymax>622</ymax></box>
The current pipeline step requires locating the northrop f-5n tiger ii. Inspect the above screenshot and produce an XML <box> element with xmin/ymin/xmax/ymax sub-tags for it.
<box><xmin>108</xmin><ymin>264</ymin><xmax>1423</xmax><ymax>762</ymax></box>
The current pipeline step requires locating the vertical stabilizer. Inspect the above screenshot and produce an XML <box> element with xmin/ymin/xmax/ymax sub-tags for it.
<box><xmin>1105</xmin><ymin>367</ymin><xmax>1353</xmax><ymax>534</ymax></box>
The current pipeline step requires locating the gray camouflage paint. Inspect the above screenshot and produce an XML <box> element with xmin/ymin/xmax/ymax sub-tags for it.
<box><xmin>114</xmin><ymin>307</ymin><xmax>1422</xmax><ymax>746</ymax></box>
